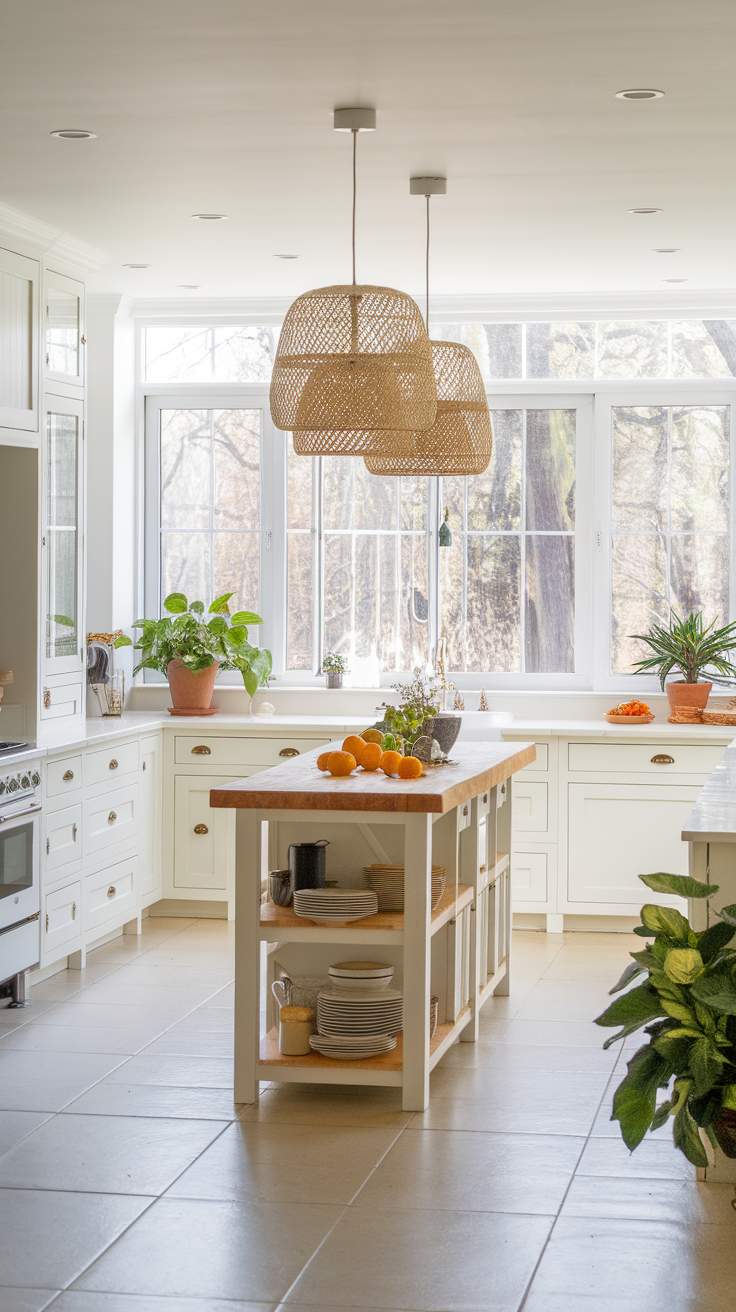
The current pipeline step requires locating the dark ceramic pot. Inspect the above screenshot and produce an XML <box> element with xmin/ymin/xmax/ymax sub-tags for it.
<box><xmin>713</xmin><ymin>1109</ymin><xmax>736</xmax><ymax>1158</ymax></box>
<box><xmin>423</xmin><ymin>713</ymin><xmax>462</xmax><ymax>755</ymax></box>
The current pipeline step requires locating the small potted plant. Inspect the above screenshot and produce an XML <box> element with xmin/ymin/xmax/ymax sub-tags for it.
<box><xmin>322</xmin><ymin>653</ymin><xmax>348</xmax><ymax>689</ymax></box>
<box><xmin>631</xmin><ymin>610</ymin><xmax>736</xmax><ymax>712</ymax></box>
<box><xmin>374</xmin><ymin>669</ymin><xmax>446</xmax><ymax>755</ymax></box>
<box><xmin>116</xmin><ymin>592</ymin><xmax>272</xmax><ymax>715</ymax></box>
<box><xmin>596</xmin><ymin>869</ymin><xmax>736</xmax><ymax>1169</ymax></box>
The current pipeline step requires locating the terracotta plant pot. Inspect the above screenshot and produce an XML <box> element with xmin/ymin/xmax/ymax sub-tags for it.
<box><xmin>713</xmin><ymin>1109</ymin><xmax>736</xmax><ymax>1158</ymax></box>
<box><xmin>666</xmin><ymin>681</ymin><xmax>712</xmax><ymax>712</ymax></box>
<box><xmin>166</xmin><ymin>659</ymin><xmax>219</xmax><ymax>715</ymax></box>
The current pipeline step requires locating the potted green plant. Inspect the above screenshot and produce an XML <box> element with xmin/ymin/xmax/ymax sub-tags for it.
<box><xmin>115</xmin><ymin>592</ymin><xmax>272</xmax><ymax>715</ymax></box>
<box><xmin>630</xmin><ymin>610</ymin><xmax>736</xmax><ymax>712</ymax></box>
<box><xmin>595</xmin><ymin>870</ymin><xmax>736</xmax><ymax>1167</ymax></box>
<box><xmin>374</xmin><ymin>669</ymin><xmax>442</xmax><ymax>754</ymax></box>
<box><xmin>322</xmin><ymin>652</ymin><xmax>348</xmax><ymax>689</ymax></box>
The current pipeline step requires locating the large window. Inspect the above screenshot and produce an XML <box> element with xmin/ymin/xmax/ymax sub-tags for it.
<box><xmin>142</xmin><ymin>318</ymin><xmax>736</xmax><ymax>687</ymax></box>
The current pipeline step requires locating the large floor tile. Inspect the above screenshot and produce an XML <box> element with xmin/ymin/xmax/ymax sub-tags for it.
<box><xmin>284</xmin><ymin>1206</ymin><xmax>552</xmax><ymax>1311</ymax></box>
<box><xmin>140</xmin><ymin>1028</ymin><xmax>234</xmax><ymax>1058</ymax></box>
<box><xmin>168</xmin><ymin>1120</ymin><xmax>401</xmax><ymax>1205</ymax></box>
<box><xmin>31</xmin><ymin>1002</ymin><xmax>190</xmax><ymax>1030</ymax></box>
<box><xmin>513</xmin><ymin>979</ymin><xmax>614</xmax><ymax>1022</ymax></box>
<box><xmin>577</xmin><ymin>1133</ymin><xmax>697</xmax><ymax>1181</ymax></box>
<box><xmin>109</xmin><ymin>965</ymin><xmax>233</xmax><ymax>988</ymax></box>
<box><xmin>164</xmin><ymin>1009</ymin><xmax>234</xmax><ymax>1034</ymax></box>
<box><xmin>352</xmin><ymin>1128</ymin><xmax>582</xmax><ymax>1215</ymax></box>
<box><xmin>0</xmin><ymin>1050</ymin><xmax>126</xmax><ymax>1112</ymax></box>
<box><xmin>0</xmin><ymin>1025</ymin><xmax>160</xmax><ymax>1055</ymax></box>
<box><xmin>0</xmin><ymin>1110</ymin><xmax>52</xmax><ymax>1156</ymax></box>
<box><xmin>0</xmin><ymin>1189</ymin><xmax>152</xmax><ymax>1289</ymax></box>
<box><xmin>440</xmin><ymin>1039</ymin><xmax>618</xmax><ymax>1074</ymax></box>
<box><xmin>523</xmin><ymin>1216</ymin><xmax>734</xmax><ymax>1312</ymax></box>
<box><xmin>0</xmin><ymin>1290</ymin><xmax>59</xmax><ymax>1311</ymax></box>
<box><xmin>63</xmin><ymin>1082</ymin><xmax>242</xmax><ymax>1120</ymax></box>
<box><xmin>481</xmin><ymin>1018</ymin><xmax>609</xmax><ymax>1047</ymax></box>
<box><xmin>50</xmin><ymin>1295</ymin><xmax>273</xmax><ymax>1312</ymax></box>
<box><xmin>415</xmin><ymin>1069</ymin><xmax>607</xmax><ymax>1136</ymax></box>
<box><xmin>103</xmin><ymin>1053</ymin><xmax>233</xmax><ymax>1088</ymax></box>
<box><xmin>239</xmin><ymin>1083</ymin><xmax>412</xmax><ymax>1129</ymax></box>
<box><xmin>68</xmin><ymin>983</ymin><xmax>216</xmax><ymax>1009</ymax></box>
<box><xmin>560</xmin><ymin>1174</ymin><xmax>736</xmax><ymax>1224</ymax></box>
<box><xmin>0</xmin><ymin>1113</ymin><xmax>225</xmax><ymax>1195</ymax></box>
<box><xmin>72</xmin><ymin>1196</ymin><xmax>342</xmax><ymax>1302</ymax></box>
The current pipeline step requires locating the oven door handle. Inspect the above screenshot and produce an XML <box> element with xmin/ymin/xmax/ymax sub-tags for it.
<box><xmin>0</xmin><ymin>804</ymin><xmax>42</xmax><ymax>824</ymax></box>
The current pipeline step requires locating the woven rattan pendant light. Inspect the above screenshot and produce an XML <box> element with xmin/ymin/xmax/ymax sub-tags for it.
<box><xmin>270</xmin><ymin>109</ymin><xmax>437</xmax><ymax>453</ymax></box>
<box><xmin>364</xmin><ymin>179</ymin><xmax>493</xmax><ymax>477</ymax></box>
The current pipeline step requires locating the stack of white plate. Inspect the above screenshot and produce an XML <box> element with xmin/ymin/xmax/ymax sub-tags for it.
<box><xmin>317</xmin><ymin>986</ymin><xmax>403</xmax><ymax>1036</ymax></box>
<box><xmin>363</xmin><ymin>865</ymin><xmax>446</xmax><ymax>912</ymax></box>
<box><xmin>309</xmin><ymin>1033</ymin><xmax>397</xmax><ymax>1060</ymax></box>
<box><xmin>293</xmin><ymin>888</ymin><xmax>378</xmax><ymax>925</ymax></box>
<box><xmin>328</xmin><ymin>961</ymin><xmax>394</xmax><ymax>991</ymax></box>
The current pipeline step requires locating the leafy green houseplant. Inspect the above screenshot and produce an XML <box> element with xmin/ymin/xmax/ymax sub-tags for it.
<box><xmin>631</xmin><ymin>610</ymin><xmax>736</xmax><ymax>711</ymax></box>
<box><xmin>375</xmin><ymin>669</ymin><xmax>441</xmax><ymax>754</ymax></box>
<box><xmin>595</xmin><ymin>870</ymin><xmax>736</xmax><ymax>1167</ymax></box>
<box><xmin>116</xmin><ymin>592</ymin><xmax>272</xmax><ymax>711</ymax></box>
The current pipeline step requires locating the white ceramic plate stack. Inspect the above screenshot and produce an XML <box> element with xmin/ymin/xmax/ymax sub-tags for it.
<box><xmin>328</xmin><ymin>961</ymin><xmax>394</xmax><ymax>992</ymax></box>
<box><xmin>293</xmin><ymin>888</ymin><xmax>378</xmax><ymax>926</ymax></box>
<box><xmin>309</xmin><ymin>1033</ymin><xmax>397</xmax><ymax>1060</ymax></box>
<box><xmin>317</xmin><ymin>986</ymin><xmax>403</xmax><ymax>1036</ymax></box>
<box><xmin>363</xmin><ymin>865</ymin><xmax>447</xmax><ymax>912</ymax></box>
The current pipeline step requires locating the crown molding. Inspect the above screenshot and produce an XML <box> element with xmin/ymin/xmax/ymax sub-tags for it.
<box><xmin>0</xmin><ymin>199</ymin><xmax>109</xmax><ymax>272</ymax></box>
<box><xmin>130</xmin><ymin>296</ymin><xmax>292</xmax><ymax>321</ymax></box>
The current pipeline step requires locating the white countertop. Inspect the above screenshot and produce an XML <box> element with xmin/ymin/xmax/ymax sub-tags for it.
<box><xmin>500</xmin><ymin>718</ymin><xmax>736</xmax><ymax>741</ymax></box>
<box><xmin>682</xmin><ymin>742</ymin><xmax>736</xmax><ymax>842</ymax></box>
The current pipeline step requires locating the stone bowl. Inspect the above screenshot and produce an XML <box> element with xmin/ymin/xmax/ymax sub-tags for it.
<box><xmin>422</xmin><ymin>714</ymin><xmax>462</xmax><ymax>755</ymax></box>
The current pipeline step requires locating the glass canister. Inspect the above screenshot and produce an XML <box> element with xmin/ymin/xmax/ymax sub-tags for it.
<box><xmin>278</xmin><ymin>1004</ymin><xmax>317</xmax><ymax>1055</ymax></box>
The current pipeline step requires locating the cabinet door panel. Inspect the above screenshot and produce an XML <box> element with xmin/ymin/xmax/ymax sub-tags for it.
<box><xmin>46</xmin><ymin>270</ymin><xmax>84</xmax><ymax>388</ymax></box>
<box><xmin>83</xmin><ymin>785</ymin><xmax>138</xmax><ymax>857</ymax></box>
<box><xmin>513</xmin><ymin>851</ymin><xmax>548</xmax><ymax>902</ymax></box>
<box><xmin>568</xmin><ymin>783</ymin><xmax>701</xmax><ymax>905</ymax></box>
<box><xmin>44</xmin><ymin>395</ymin><xmax>84</xmax><ymax>679</ymax></box>
<box><xmin>44</xmin><ymin>802</ymin><xmax>82</xmax><ymax>873</ymax></box>
<box><xmin>43</xmin><ymin>879</ymin><xmax>82</xmax><ymax>958</ymax></box>
<box><xmin>139</xmin><ymin>735</ymin><xmax>162</xmax><ymax>899</ymax></box>
<box><xmin>512</xmin><ymin>781</ymin><xmax>548</xmax><ymax>835</ymax></box>
<box><xmin>0</xmin><ymin>248</ymin><xmax>38</xmax><ymax>431</ymax></box>
<box><xmin>174</xmin><ymin>772</ymin><xmax>256</xmax><ymax>891</ymax></box>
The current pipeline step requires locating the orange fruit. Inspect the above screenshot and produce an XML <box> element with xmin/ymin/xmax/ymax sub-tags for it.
<box><xmin>397</xmin><ymin>755</ymin><xmax>423</xmax><ymax>780</ymax></box>
<box><xmin>342</xmin><ymin>735</ymin><xmax>367</xmax><ymax>763</ymax></box>
<box><xmin>359</xmin><ymin>742</ymin><xmax>382</xmax><ymax>771</ymax></box>
<box><xmin>379</xmin><ymin>750</ymin><xmax>402</xmax><ymax>776</ymax></box>
<box><xmin>361</xmin><ymin>729</ymin><xmax>384</xmax><ymax>745</ymax></box>
<box><xmin>316</xmin><ymin>752</ymin><xmax>332</xmax><ymax>770</ymax></box>
<box><xmin>327</xmin><ymin>750</ymin><xmax>356</xmax><ymax>777</ymax></box>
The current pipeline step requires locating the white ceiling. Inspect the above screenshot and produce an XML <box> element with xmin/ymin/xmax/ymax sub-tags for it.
<box><xmin>2</xmin><ymin>0</ymin><xmax>736</xmax><ymax>301</ymax></box>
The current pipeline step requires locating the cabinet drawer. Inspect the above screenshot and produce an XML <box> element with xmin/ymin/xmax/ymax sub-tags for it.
<box><xmin>512</xmin><ymin>780</ymin><xmax>549</xmax><ymax>835</ymax></box>
<box><xmin>86</xmin><ymin>739</ymin><xmax>139</xmax><ymax>786</ymax></box>
<box><xmin>174</xmin><ymin>735</ymin><xmax>330</xmax><ymax>767</ymax></box>
<box><xmin>43</xmin><ymin>879</ymin><xmax>82</xmax><ymax>956</ymax></box>
<box><xmin>513</xmin><ymin>851</ymin><xmax>548</xmax><ymax>903</ymax></box>
<box><xmin>46</xmin><ymin>754</ymin><xmax>82</xmax><ymax>799</ymax></box>
<box><xmin>568</xmin><ymin>741</ymin><xmax>726</xmax><ymax>776</ymax></box>
<box><xmin>83</xmin><ymin>784</ymin><xmax>138</xmax><ymax>857</ymax></box>
<box><xmin>519</xmin><ymin>743</ymin><xmax>549</xmax><ymax>773</ymax></box>
<box><xmin>40</xmin><ymin>680</ymin><xmax>82</xmax><ymax>720</ymax></box>
<box><xmin>44</xmin><ymin>803</ymin><xmax>82</xmax><ymax>873</ymax></box>
<box><xmin>85</xmin><ymin>856</ymin><xmax>138</xmax><ymax>933</ymax></box>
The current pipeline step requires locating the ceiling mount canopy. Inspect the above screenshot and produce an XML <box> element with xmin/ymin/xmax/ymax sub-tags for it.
<box><xmin>365</xmin><ymin>178</ymin><xmax>493</xmax><ymax>478</ymax></box>
<box><xmin>270</xmin><ymin>108</ymin><xmax>436</xmax><ymax>452</ymax></box>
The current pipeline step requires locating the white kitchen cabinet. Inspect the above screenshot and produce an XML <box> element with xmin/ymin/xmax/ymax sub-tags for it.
<box><xmin>173</xmin><ymin>773</ymin><xmax>242</xmax><ymax>894</ymax></box>
<box><xmin>0</xmin><ymin>246</ymin><xmax>39</xmax><ymax>432</ymax></box>
<box><xmin>512</xmin><ymin>781</ymin><xmax>549</xmax><ymax>837</ymax></box>
<box><xmin>42</xmin><ymin>878</ymin><xmax>82</xmax><ymax>961</ymax></box>
<box><xmin>83</xmin><ymin>783</ymin><xmax>138</xmax><ymax>859</ymax></box>
<box><xmin>46</xmin><ymin>753</ymin><xmax>82</xmax><ymax>802</ymax></box>
<box><xmin>513</xmin><ymin>849</ymin><xmax>549</xmax><ymax>903</ymax></box>
<box><xmin>139</xmin><ymin>733</ymin><xmax>162</xmax><ymax>904</ymax></box>
<box><xmin>45</xmin><ymin>269</ymin><xmax>84</xmax><ymax>391</ymax></box>
<box><xmin>42</xmin><ymin>393</ymin><xmax>85</xmax><ymax>692</ymax></box>
<box><xmin>44</xmin><ymin>802</ymin><xmax>81</xmax><ymax>878</ymax></box>
<box><xmin>86</xmin><ymin>739</ymin><xmax>139</xmax><ymax>789</ymax></box>
<box><xmin>84</xmin><ymin>854</ymin><xmax>138</xmax><ymax>934</ymax></box>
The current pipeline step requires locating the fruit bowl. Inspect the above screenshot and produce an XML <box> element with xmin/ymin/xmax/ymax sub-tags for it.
<box><xmin>604</xmin><ymin>712</ymin><xmax>655</xmax><ymax>724</ymax></box>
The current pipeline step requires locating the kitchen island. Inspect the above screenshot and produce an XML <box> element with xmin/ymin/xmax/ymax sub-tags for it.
<box><xmin>210</xmin><ymin>739</ymin><xmax>534</xmax><ymax>1110</ymax></box>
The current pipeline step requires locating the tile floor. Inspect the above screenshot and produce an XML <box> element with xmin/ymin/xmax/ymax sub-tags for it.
<box><xmin>0</xmin><ymin>919</ymin><xmax>733</xmax><ymax>1312</ymax></box>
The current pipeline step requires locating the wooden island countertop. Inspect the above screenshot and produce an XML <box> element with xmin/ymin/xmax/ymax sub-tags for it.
<box><xmin>210</xmin><ymin>740</ymin><xmax>535</xmax><ymax>814</ymax></box>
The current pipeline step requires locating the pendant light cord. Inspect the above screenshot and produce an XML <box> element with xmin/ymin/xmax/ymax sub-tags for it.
<box><xmin>425</xmin><ymin>193</ymin><xmax>430</xmax><ymax>330</ymax></box>
<box><xmin>352</xmin><ymin>128</ymin><xmax>358</xmax><ymax>285</ymax></box>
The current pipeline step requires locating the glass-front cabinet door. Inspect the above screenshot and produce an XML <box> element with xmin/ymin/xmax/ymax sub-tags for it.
<box><xmin>45</xmin><ymin>270</ymin><xmax>84</xmax><ymax>389</ymax></box>
<box><xmin>44</xmin><ymin>395</ymin><xmax>84</xmax><ymax>676</ymax></box>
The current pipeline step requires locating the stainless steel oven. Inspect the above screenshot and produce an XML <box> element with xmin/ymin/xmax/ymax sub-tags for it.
<box><xmin>0</xmin><ymin>761</ymin><xmax>41</xmax><ymax>1006</ymax></box>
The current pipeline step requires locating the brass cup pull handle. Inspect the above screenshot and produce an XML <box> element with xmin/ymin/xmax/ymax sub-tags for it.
<box><xmin>108</xmin><ymin>810</ymin><xmax>117</xmax><ymax>824</ymax></box>
<box><xmin>194</xmin><ymin>823</ymin><xmax>209</xmax><ymax>835</ymax></box>
<box><xmin>651</xmin><ymin>754</ymin><xmax>675</xmax><ymax>765</ymax></box>
<box><xmin>71</xmin><ymin>901</ymin><xmax>76</xmax><ymax>920</ymax></box>
<box><xmin>43</xmin><ymin>689</ymin><xmax>51</xmax><ymax>709</ymax></box>
<box><xmin>279</xmin><ymin>747</ymin><xmax>299</xmax><ymax>757</ymax></box>
<box><xmin>109</xmin><ymin>759</ymin><xmax>118</xmax><ymax>770</ymax></box>
<box><xmin>191</xmin><ymin>745</ymin><xmax>211</xmax><ymax>755</ymax></box>
<box><xmin>107</xmin><ymin>885</ymin><xmax>116</xmax><ymax>898</ymax></box>
<box><xmin>63</xmin><ymin>769</ymin><xmax>74</xmax><ymax>781</ymax></box>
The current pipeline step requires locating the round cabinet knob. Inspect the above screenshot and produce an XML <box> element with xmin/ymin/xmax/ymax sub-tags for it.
<box><xmin>194</xmin><ymin>823</ymin><xmax>209</xmax><ymax>835</ymax></box>
<box><xmin>63</xmin><ymin>770</ymin><xmax>74</xmax><ymax>781</ymax></box>
<box><xmin>107</xmin><ymin>885</ymin><xmax>116</xmax><ymax>898</ymax></box>
<box><xmin>108</xmin><ymin>810</ymin><xmax>117</xmax><ymax>824</ymax></box>
<box><xmin>109</xmin><ymin>759</ymin><xmax>118</xmax><ymax>770</ymax></box>
<box><xmin>279</xmin><ymin>747</ymin><xmax>300</xmax><ymax>758</ymax></box>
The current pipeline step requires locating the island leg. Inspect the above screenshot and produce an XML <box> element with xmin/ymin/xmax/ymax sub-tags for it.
<box><xmin>233</xmin><ymin>809</ymin><xmax>262</xmax><ymax>1105</ymax></box>
<box><xmin>494</xmin><ymin>777</ymin><xmax>513</xmax><ymax>996</ymax></box>
<box><xmin>402</xmin><ymin>812</ymin><xmax>433</xmax><ymax>1111</ymax></box>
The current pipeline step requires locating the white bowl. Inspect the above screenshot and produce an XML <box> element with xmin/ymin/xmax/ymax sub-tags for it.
<box><xmin>327</xmin><ymin>974</ymin><xmax>393</xmax><ymax>991</ymax></box>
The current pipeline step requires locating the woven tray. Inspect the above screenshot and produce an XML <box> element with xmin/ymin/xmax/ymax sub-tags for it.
<box><xmin>667</xmin><ymin>708</ymin><xmax>704</xmax><ymax>724</ymax></box>
<box><xmin>701</xmin><ymin>711</ymin><xmax>736</xmax><ymax>725</ymax></box>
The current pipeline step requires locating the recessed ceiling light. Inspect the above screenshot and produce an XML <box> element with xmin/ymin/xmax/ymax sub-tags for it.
<box><xmin>627</xmin><ymin>207</ymin><xmax>662</xmax><ymax>214</ymax></box>
<box><xmin>274</xmin><ymin>254</ymin><xmax>299</xmax><ymax>260</ymax></box>
<box><xmin>615</xmin><ymin>89</ymin><xmax>664</xmax><ymax>100</ymax></box>
<box><xmin>663</xmin><ymin>278</ymin><xmax>689</xmax><ymax>283</ymax></box>
<box><xmin>654</xmin><ymin>248</ymin><xmax>680</xmax><ymax>253</ymax></box>
<box><xmin>177</xmin><ymin>284</ymin><xmax>200</xmax><ymax>289</ymax></box>
<box><xmin>123</xmin><ymin>263</ymin><xmax>151</xmax><ymax>269</ymax></box>
<box><xmin>191</xmin><ymin>213</ymin><xmax>227</xmax><ymax>220</ymax></box>
<box><xmin>50</xmin><ymin>128</ymin><xmax>97</xmax><ymax>139</ymax></box>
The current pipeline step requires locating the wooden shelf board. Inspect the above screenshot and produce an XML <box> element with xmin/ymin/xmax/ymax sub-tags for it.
<box><xmin>478</xmin><ymin>959</ymin><xmax>508</xmax><ymax>1007</ymax></box>
<box><xmin>260</xmin><ymin>884</ymin><xmax>474</xmax><ymax>943</ymax></box>
<box><xmin>429</xmin><ymin>1004</ymin><xmax>472</xmax><ymax>1069</ymax></box>
<box><xmin>260</xmin><ymin>1026</ymin><xmax>404</xmax><ymax>1071</ymax></box>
